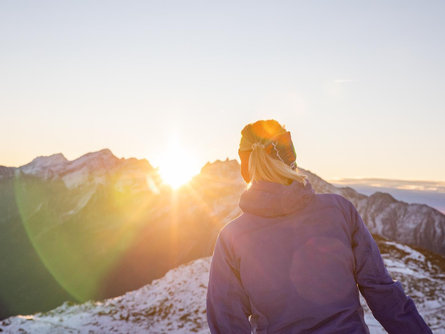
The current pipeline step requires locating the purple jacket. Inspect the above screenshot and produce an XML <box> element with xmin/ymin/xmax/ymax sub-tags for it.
<box><xmin>206</xmin><ymin>179</ymin><xmax>432</xmax><ymax>333</ymax></box>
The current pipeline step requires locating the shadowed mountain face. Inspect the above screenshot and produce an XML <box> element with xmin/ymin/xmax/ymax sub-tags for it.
<box><xmin>300</xmin><ymin>170</ymin><xmax>445</xmax><ymax>255</ymax></box>
<box><xmin>0</xmin><ymin>149</ymin><xmax>444</xmax><ymax>319</ymax></box>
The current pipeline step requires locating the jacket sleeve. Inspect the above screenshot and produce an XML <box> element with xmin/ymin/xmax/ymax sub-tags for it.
<box><xmin>345</xmin><ymin>199</ymin><xmax>432</xmax><ymax>334</ymax></box>
<box><xmin>206</xmin><ymin>228</ymin><xmax>252</xmax><ymax>334</ymax></box>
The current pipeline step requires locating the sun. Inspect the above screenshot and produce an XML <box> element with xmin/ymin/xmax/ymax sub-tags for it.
<box><xmin>156</xmin><ymin>142</ymin><xmax>200</xmax><ymax>189</ymax></box>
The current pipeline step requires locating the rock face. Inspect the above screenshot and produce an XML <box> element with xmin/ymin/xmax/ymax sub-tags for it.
<box><xmin>1</xmin><ymin>237</ymin><xmax>444</xmax><ymax>333</ymax></box>
<box><xmin>356</xmin><ymin>192</ymin><xmax>445</xmax><ymax>255</ymax></box>
<box><xmin>0</xmin><ymin>148</ymin><xmax>444</xmax><ymax>323</ymax></box>
<box><xmin>299</xmin><ymin>168</ymin><xmax>445</xmax><ymax>256</ymax></box>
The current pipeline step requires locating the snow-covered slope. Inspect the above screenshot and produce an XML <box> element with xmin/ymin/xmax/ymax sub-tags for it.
<box><xmin>1</xmin><ymin>237</ymin><xmax>444</xmax><ymax>334</ymax></box>
<box><xmin>0</xmin><ymin>258</ymin><xmax>210</xmax><ymax>334</ymax></box>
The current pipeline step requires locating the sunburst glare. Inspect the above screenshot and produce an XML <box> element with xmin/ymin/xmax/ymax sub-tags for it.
<box><xmin>156</xmin><ymin>141</ymin><xmax>200</xmax><ymax>189</ymax></box>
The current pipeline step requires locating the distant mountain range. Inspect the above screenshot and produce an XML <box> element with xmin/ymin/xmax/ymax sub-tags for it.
<box><xmin>0</xmin><ymin>149</ymin><xmax>444</xmax><ymax>331</ymax></box>
<box><xmin>330</xmin><ymin>178</ymin><xmax>445</xmax><ymax>214</ymax></box>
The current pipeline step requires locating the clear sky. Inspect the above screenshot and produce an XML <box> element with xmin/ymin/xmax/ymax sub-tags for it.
<box><xmin>1</xmin><ymin>0</ymin><xmax>444</xmax><ymax>182</ymax></box>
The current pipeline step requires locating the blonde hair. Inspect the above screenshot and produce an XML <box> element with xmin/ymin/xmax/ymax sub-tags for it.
<box><xmin>239</xmin><ymin>120</ymin><xmax>307</xmax><ymax>186</ymax></box>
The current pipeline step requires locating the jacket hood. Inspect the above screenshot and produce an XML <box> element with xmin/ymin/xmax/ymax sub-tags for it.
<box><xmin>239</xmin><ymin>179</ymin><xmax>315</xmax><ymax>217</ymax></box>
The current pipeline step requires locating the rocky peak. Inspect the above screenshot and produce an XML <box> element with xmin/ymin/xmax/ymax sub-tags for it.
<box><xmin>65</xmin><ymin>148</ymin><xmax>118</xmax><ymax>172</ymax></box>
<box><xmin>19</xmin><ymin>153</ymin><xmax>68</xmax><ymax>179</ymax></box>
<box><xmin>24</xmin><ymin>153</ymin><xmax>68</xmax><ymax>169</ymax></box>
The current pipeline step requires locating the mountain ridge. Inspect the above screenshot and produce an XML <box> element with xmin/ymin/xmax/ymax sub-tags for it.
<box><xmin>0</xmin><ymin>148</ymin><xmax>443</xmax><ymax>322</ymax></box>
<box><xmin>2</xmin><ymin>148</ymin><xmax>444</xmax><ymax>255</ymax></box>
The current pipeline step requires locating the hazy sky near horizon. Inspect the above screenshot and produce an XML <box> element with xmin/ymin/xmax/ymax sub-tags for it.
<box><xmin>1</xmin><ymin>1</ymin><xmax>444</xmax><ymax>182</ymax></box>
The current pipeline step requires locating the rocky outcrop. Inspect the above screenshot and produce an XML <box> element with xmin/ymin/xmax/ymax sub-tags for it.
<box><xmin>299</xmin><ymin>168</ymin><xmax>445</xmax><ymax>256</ymax></box>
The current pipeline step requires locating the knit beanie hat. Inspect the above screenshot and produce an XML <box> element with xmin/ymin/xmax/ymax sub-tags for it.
<box><xmin>238</xmin><ymin>120</ymin><xmax>297</xmax><ymax>183</ymax></box>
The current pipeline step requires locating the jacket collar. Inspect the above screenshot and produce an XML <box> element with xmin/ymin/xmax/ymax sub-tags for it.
<box><xmin>239</xmin><ymin>179</ymin><xmax>315</xmax><ymax>217</ymax></box>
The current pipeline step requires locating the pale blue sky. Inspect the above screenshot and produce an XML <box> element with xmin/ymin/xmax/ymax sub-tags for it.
<box><xmin>1</xmin><ymin>0</ymin><xmax>444</xmax><ymax>181</ymax></box>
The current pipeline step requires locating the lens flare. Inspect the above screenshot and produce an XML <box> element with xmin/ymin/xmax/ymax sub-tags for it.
<box><xmin>156</xmin><ymin>142</ymin><xmax>200</xmax><ymax>189</ymax></box>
